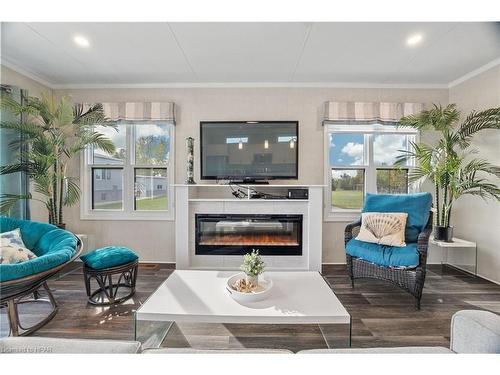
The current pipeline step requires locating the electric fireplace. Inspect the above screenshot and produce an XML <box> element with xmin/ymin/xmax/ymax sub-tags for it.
<box><xmin>195</xmin><ymin>214</ymin><xmax>303</xmax><ymax>255</ymax></box>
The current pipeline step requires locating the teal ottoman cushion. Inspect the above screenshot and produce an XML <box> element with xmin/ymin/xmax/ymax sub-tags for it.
<box><xmin>363</xmin><ymin>193</ymin><xmax>432</xmax><ymax>242</ymax></box>
<box><xmin>81</xmin><ymin>246</ymin><xmax>138</xmax><ymax>270</ymax></box>
<box><xmin>346</xmin><ymin>238</ymin><xmax>420</xmax><ymax>268</ymax></box>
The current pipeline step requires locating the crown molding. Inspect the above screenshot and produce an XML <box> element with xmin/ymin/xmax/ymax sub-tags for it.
<box><xmin>50</xmin><ymin>81</ymin><xmax>449</xmax><ymax>90</ymax></box>
<box><xmin>1</xmin><ymin>59</ymin><xmax>55</xmax><ymax>89</ymax></box>
<box><xmin>1</xmin><ymin>60</ymin><xmax>55</xmax><ymax>89</ymax></box>
<box><xmin>3</xmin><ymin>58</ymin><xmax>498</xmax><ymax>91</ymax></box>
<box><xmin>448</xmin><ymin>57</ymin><xmax>500</xmax><ymax>88</ymax></box>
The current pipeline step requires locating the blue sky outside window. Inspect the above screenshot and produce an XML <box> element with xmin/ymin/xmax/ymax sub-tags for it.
<box><xmin>329</xmin><ymin>133</ymin><xmax>364</xmax><ymax>166</ymax></box>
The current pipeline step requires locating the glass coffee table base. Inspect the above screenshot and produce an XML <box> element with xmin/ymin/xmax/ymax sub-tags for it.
<box><xmin>134</xmin><ymin>319</ymin><xmax>174</xmax><ymax>349</ymax></box>
<box><xmin>319</xmin><ymin>319</ymin><xmax>352</xmax><ymax>349</ymax></box>
<box><xmin>135</xmin><ymin>318</ymin><xmax>351</xmax><ymax>350</ymax></box>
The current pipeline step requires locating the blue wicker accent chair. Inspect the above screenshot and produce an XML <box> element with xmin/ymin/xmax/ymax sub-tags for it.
<box><xmin>344</xmin><ymin>193</ymin><xmax>433</xmax><ymax>310</ymax></box>
<box><xmin>0</xmin><ymin>217</ymin><xmax>81</xmax><ymax>336</ymax></box>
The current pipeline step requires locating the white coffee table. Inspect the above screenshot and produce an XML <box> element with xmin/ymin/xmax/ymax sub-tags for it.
<box><xmin>135</xmin><ymin>270</ymin><xmax>351</xmax><ymax>349</ymax></box>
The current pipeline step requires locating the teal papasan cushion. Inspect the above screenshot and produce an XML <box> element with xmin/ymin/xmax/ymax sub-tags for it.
<box><xmin>346</xmin><ymin>238</ymin><xmax>420</xmax><ymax>268</ymax></box>
<box><xmin>0</xmin><ymin>217</ymin><xmax>79</xmax><ymax>282</ymax></box>
<box><xmin>81</xmin><ymin>246</ymin><xmax>138</xmax><ymax>270</ymax></box>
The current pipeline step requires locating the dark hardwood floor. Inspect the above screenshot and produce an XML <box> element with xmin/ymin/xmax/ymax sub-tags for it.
<box><xmin>1</xmin><ymin>263</ymin><xmax>499</xmax><ymax>352</ymax></box>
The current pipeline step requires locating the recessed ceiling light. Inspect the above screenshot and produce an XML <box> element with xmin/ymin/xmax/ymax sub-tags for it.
<box><xmin>406</xmin><ymin>33</ymin><xmax>423</xmax><ymax>46</ymax></box>
<box><xmin>73</xmin><ymin>35</ymin><xmax>90</xmax><ymax>48</ymax></box>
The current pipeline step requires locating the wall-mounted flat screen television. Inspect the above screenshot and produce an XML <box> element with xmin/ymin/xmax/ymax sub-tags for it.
<box><xmin>200</xmin><ymin>121</ymin><xmax>298</xmax><ymax>181</ymax></box>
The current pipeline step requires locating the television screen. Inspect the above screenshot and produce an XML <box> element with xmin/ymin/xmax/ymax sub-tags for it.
<box><xmin>200</xmin><ymin>121</ymin><xmax>298</xmax><ymax>180</ymax></box>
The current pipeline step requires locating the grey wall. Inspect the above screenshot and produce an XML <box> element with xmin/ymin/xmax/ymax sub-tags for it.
<box><xmin>50</xmin><ymin>86</ymin><xmax>448</xmax><ymax>263</ymax></box>
<box><xmin>448</xmin><ymin>65</ymin><xmax>500</xmax><ymax>283</ymax></box>
<box><xmin>9</xmin><ymin>64</ymin><xmax>498</xmax><ymax>274</ymax></box>
<box><xmin>3</xmin><ymin>62</ymin><xmax>499</xmax><ymax>283</ymax></box>
<box><xmin>1</xmin><ymin>65</ymin><xmax>50</xmax><ymax>98</ymax></box>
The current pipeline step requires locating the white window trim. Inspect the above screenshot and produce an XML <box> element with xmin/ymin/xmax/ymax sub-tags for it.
<box><xmin>323</xmin><ymin>123</ymin><xmax>419</xmax><ymax>222</ymax></box>
<box><xmin>80</xmin><ymin>122</ymin><xmax>175</xmax><ymax>221</ymax></box>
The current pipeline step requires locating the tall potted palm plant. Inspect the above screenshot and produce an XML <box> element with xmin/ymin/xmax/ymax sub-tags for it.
<box><xmin>397</xmin><ymin>104</ymin><xmax>500</xmax><ymax>241</ymax></box>
<box><xmin>0</xmin><ymin>94</ymin><xmax>115</xmax><ymax>227</ymax></box>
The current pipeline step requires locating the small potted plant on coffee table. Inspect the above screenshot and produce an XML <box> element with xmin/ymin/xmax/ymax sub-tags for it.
<box><xmin>240</xmin><ymin>249</ymin><xmax>265</xmax><ymax>287</ymax></box>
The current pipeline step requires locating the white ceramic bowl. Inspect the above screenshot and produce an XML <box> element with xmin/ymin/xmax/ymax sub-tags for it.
<box><xmin>226</xmin><ymin>273</ymin><xmax>273</xmax><ymax>303</ymax></box>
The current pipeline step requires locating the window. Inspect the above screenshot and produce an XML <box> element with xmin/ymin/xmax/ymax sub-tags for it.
<box><xmin>82</xmin><ymin>122</ymin><xmax>174</xmax><ymax>220</ymax></box>
<box><xmin>331</xmin><ymin>169</ymin><xmax>365</xmax><ymax>210</ymax></box>
<box><xmin>324</xmin><ymin>124</ymin><xmax>417</xmax><ymax>221</ymax></box>
<box><xmin>376</xmin><ymin>169</ymin><xmax>409</xmax><ymax>194</ymax></box>
<box><xmin>92</xmin><ymin>168</ymin><xmax>123</xmax><ymax>210</ymax></box>
<box><xmin>134</xmin><ymin>168</ymin><xmax>168</xmax><ymax>211</ymax></box>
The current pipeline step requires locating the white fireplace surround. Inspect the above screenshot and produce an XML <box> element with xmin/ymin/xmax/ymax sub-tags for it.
<box><xmin>174</xmin><ymin>184</ymin><xmax>324</xmax><ymax>271</ymax></box>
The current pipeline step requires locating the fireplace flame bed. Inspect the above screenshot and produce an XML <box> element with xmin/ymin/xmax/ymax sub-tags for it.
<box><xmin>195</xmin><ymin>214</ymin><xmax>303</xmax><ymax>256</ymax></box>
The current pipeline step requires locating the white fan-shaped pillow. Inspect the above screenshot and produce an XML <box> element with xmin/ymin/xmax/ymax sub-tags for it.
<box><xmin>356</xmin><ymin>212</ymin><xmax>408</xmax><ymax>247</ymax></box>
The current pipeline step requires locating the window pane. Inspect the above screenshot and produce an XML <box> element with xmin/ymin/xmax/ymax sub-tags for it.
<box><xmin>331</xmin><ymin>169</ymin><xmax>364</xmax><ymax>210</ymax></box>
<box><xmin>329</xmin><ymin>133</ymin><xmax>365</xmax><ymax>166</ymax></box>
<box><xmin>376</xmin><ymin>169</ymin><xmax>408</xmax><ymax>194</ymax></box>
<box><xmin>92</xmin><ymin>168</ymin><xmax>123</xmax><ymax>210</ymax></box>
<box><xmin>373</xmin><ymin>134</ymin><xmax>409</xmax><ymax>166</ymax></box>
<box><xmin>134</xmin><ymin>168</ymin><xmax>168</xmax><ymax>211</ymax></box>
<box><xmin>92</xmin><ymin>124</ymin><xmax>126</xmax><ymax>164</ymax></box>
<box><xmin>135</xmin><ymin>124</ymin><xmax>170</xmax><ymax>165</ymax></box>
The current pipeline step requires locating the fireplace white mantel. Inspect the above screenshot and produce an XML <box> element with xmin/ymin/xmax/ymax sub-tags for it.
<box><xmin>174</xmin><ymin>184</ymin><xmax>324</xmax><ymax>271</ymax></box>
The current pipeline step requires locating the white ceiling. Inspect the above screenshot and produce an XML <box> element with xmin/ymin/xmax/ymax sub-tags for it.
<box><xmin>1</xmin><ymin>22</ymin><xmax>499</xmax><ymax>87</ymax></box>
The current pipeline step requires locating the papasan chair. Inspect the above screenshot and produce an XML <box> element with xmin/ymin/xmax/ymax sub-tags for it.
<box><xmin>0</xmin><ymin>217</ymin><xmax>81</xmax><ymax>336</ymax></box>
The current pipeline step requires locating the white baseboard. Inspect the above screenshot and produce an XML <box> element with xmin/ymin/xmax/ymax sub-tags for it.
<box><xmin>138</xmin><ymin>261</ymin><xmax>176</xmax><ymax>265</ymax></box>
<box><xmin>474</xmin><ymin>272</ymin><xmax>500</xmax><ymax>286</ymax></box>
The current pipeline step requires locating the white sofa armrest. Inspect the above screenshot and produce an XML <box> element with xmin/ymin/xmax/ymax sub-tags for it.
<box><xmin>0</xmin><ymin>337</ymin><xmax>141</xmax><ymax>354</ymax></box>
<box><xmin>450</xmin><ymin>310</ymin><xmax>500</xmax><ymax>353</ymax></box>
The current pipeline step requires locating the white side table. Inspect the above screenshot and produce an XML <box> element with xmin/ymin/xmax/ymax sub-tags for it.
<box><xmin>430</xmin><ymin>237</ymin><xmax>477</xmax><ymax>275</ymax></box>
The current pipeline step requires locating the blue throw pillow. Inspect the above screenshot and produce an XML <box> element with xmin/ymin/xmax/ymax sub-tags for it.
<box><xmin>363</xmin><ymin>193</ymin><xmax>432</xmax><ymax>242</ymax></box>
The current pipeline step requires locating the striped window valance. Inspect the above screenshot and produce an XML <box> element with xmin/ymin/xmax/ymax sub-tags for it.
<box><xmin>323</xmin><ymin>101</ymin><xmax>423</xmax><ymax>124</ymax></box>
<box><xmin>101</xmin><ymin>102</ymin><xmax>175</xmax><ymax>122</ymax></box>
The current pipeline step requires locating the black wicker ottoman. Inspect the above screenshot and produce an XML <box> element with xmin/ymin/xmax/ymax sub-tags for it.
<box><xmin>80</xmin><ymin>246</ymin><xmax>139</xmax><ymax>306</ymax></box>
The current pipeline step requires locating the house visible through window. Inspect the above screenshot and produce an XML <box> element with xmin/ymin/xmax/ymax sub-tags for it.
<box><xmin>83</xmin><ymin>122</ymin><xmax>174</xmax><ymax>219</ymax></box>
<box><xmin>325</xmin><ymin>123</ymin><xmax>417</xmax><ymax>220</ymax></box>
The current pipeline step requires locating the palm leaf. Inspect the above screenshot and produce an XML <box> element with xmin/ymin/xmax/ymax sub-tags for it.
<box><xmin>63</xmin><ymin>177</ymin><xmax>81</xmax><ymax>206</ymax></box>
<box><xmin>0</xmin><ymin>94</ymin><xmax>23</xmax><ymax>115</ymax></box>
<box><xmin>0</xmin><ymin>121</ymin><xmax>44</xmax><ymax>137</ymax></box>
<box><xmin>0</xmin><ymin>193</ymin><xmax>31</xmax><ymax>213</ymax></box>
<box><xmin>32</xmin><ymin>174</ymin><xmax>53</xmax><ymax>197</ymax></box>
<box><xmin>73</xmin><ymin>103</ymin><xmax>110</xmax><ymax>126</ymax></box>
<box><xmin>398</xmin><ymin>104</ymin><xmax>460</xmax><ymax>132</ymax></box>
<box><xmin>0</xmin><ymin>163</ymin><xmax>30</xmax><ymax>175</ymax></box>
<box><xmin>462</xmin><ymin>159</ymin><xmax>500</xmax><ymax>179</ymax></box>
<box><xmin>408</xmin><ymin>166</ymin><xmax>432</xmax><ymax>183</ymax></box>
<box><xmin>24</xmin><ymin>95</ymin><xmax>55</xmax><ymax>127</ymax></box>
<box><xmin>70</xmin><ymin>132</ymin><xmax>116</xmax><ymax>155</ymax></box>
<box><xmin>456</xmin><ymin>107</ymin><xmax>500</xmax><ymax>148</ymax></box>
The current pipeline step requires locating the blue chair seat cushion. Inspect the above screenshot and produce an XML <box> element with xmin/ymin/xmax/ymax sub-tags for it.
<box><xmin>81</xmin><ymin>246</ymin><xmax>138</xmax><ymax>270</ymax></box>
<box><xmin>346</xmin><ymin>239</ymin><xmax>420</xmax><ymax>268</ymax></box>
